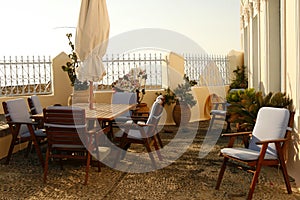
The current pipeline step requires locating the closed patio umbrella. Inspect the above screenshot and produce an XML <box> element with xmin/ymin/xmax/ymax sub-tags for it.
<box><xmin>75</xmin><ymin>0</ymin><xmax>110</xmax><ymax>109</ymax></box>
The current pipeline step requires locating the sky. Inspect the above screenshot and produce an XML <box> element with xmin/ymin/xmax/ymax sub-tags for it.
<box><xmin>0</xmin><ymin>0</ymin><xmax>240</xmax><ymax>57</ymax></box>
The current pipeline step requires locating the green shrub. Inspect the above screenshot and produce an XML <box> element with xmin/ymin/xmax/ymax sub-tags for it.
<box><xmin>226</xmin><ymin>88</ymin><xmax>293</xmax><ymax>131</ymax></box>
<box><xmin>230</xmin><ymin>65</ymin><xmax>248</xmax><ymax>89</ymax></box>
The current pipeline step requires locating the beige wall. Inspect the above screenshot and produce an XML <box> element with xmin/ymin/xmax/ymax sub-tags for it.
<box><xmin>241</xmin><ymin>0</ymin><xmax>300</xmax><ymax>188</ymax></box>
<box><xmin>285</xmin><ymin>0</ymin><xmax>300</xmax><ymax>187</ymax></box>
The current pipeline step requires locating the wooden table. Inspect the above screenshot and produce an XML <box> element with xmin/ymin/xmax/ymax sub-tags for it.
<box><xmin>32</xmin><ymin>103</ymin><xmax>136</xmax><ymax>121</ymax></box>
<box><xmin>32</xmin><ymin>103</ymin><xmax>137</xmax><ymax>140</ymax></box>
<box><xmin>72</xmin><ymin>103</ymin><xmax>136</xmax><ymax>121</ymax></box>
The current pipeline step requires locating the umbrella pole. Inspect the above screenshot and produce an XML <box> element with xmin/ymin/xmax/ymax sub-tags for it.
<box><xmin>89</xmin><ymin>81</ymin><xmax>94</xmax><ymax>109</ymax></box>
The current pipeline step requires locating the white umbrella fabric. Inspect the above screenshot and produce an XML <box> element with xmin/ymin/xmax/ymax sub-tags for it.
<box><xmin>75</xmin><ymin>0</ymin><xmax>110</xmax><ymax>109</ymax></box>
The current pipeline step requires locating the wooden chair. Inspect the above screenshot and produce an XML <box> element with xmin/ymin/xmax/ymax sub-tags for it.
<box><xmin>208</xmin><ymin>89</ymin><xmax>244</xmax><ymax>132</ymax></box>
<box><xmin>2</xmin><ymin>98</ymin><xmax>46</xmax><ymax>167</ymax></box>
<box><xmin>215</xmin><ymin>107</ymin><xmax>294</xmax><ymax>200</ymax></box>
<box><xmin>43</xmin><ymin>106</ymin><xmax>110</xmax><ymax>185</ymax></box>
<box><xmin>27</xmin><ymin>95</ymin><xmax>44</xmax><ymax>128</ymax></box>
<box><xmin>208</xmin><ymin>98</ymin><xmax>229</xmax><ymax>132</ymax></box>
<box><xmin>114</xmin><ymin>96</ymin><xmax>165</xmax><ymax>168</ymax></box>
<box><xmin>107</xmin><ymin>92</ymin><xmax>137</xmax><ymax>140</ymax></box>
<box><xmin>27</xmin><ymin>95</ymin><xmax>43</xmax><ymax>115</ymax></box>
<box><xmin>111</xmin><ymin>92</ymin><xmax>137</xmax><ymax>125</ymax></box>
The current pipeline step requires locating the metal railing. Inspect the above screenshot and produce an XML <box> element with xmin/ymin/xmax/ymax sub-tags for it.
<box><xmin>0</xmin><ymin>56</ymin><xmax>52</xmax><ymax>96</ymax></box>
<box><xmin>0</xmin><ymin>53</ymin><xmax>229</xmax><ymax>96</ymax></box>
<box><xmin>184</xmin><ymin>54</ymin><xmax>229</xmax><ymax>86</ymax></box>
<box><xmin>95</xmin><ymin>53</ymin><xmax>166</xmax><ymax>90</ymax></box>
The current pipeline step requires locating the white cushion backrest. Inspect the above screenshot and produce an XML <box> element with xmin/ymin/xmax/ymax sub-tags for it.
<box><xmin>31</xmin><ymin>95</ymin><xmax>43</xmax><ymax>114</ymax></box>
<box><xmin>112</xmin><ymin>92</ymin><xmax>137</xmax><ymax>104</ymax></box>
<box><xmin>112</xmin><ymin>92</ymin><xmax>137</xmax><ymax>117</ymax></box>
<box><xmin>6</xmin><ymin>98</ymin><xmax>32</xmax><ymax>135</ymax></box>
<box><xmin>249</xmin><ymin>107</ymin><xmax>290</xmax><ymax>157</ymax></box>
<box><xmin>146</xmin><ymin>98</ymin><xmax>164</xmax><ymax>125</ymax></box>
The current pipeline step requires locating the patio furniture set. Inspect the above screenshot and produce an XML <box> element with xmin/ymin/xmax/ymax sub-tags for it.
<box><xmin>1</xmin><ymin>93</ymin><xmax>295</xmax><ymax>199</ymax></box>
<box><xmin>2</xmin><ymin>94</ymin><xmax>165</xmax><ymax>185</ymax></box>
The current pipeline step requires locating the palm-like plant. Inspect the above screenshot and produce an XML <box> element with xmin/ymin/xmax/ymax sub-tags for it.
<box><xmin>173</xmin><ymin>74</ymin><xmax>197</xmax><ymax>107</ymax></box>
<box><xmin>227</xmin><ymin>88</ymin><xmax>293</xmax><ymax>131</ymax></box>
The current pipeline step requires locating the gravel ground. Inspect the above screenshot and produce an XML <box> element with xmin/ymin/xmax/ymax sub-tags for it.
<box><xmin>0</xmin><ymin>121</ymin><xmax>299</xmax><ymax>200</ymax></box>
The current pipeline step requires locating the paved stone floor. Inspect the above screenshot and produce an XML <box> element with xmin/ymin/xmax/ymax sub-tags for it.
<box><xmin>0</xmin><ymin>121</ymin><xmax>299</xmax><ymax>200</ymax></box>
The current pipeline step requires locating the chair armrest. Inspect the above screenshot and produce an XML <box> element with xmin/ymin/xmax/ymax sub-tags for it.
<box><xmin>212</xmin><ymin>102</ymin><xmax>229</xmax><ymax>110</ymax></box>
<box><xmin>119</xmin><ymin>123</ymin><xmax>154</xmax><ymax>129</ymax></box>
<box><xmin>88</xmin><ymin>126</ymin><xmax>110</xmax><ymax>135</ymax></box>
<box><xmin>256</xmin><ymin>138</ymin><xmax>288</xmax><ymax>145</ymax></box>
<box><xmin>222</xmin><ymin>131</ymin><xmax>252</xmax><ymax>148</ymax></box>
<box><xmin>7</xmin><ymin>121</ymin><xmax>36</xmax><ymax>126</ymax></box>
<box><xmin>221</xmin><ymin>131</ymin><xmax>252</xmax><ymax>137</ymax></box>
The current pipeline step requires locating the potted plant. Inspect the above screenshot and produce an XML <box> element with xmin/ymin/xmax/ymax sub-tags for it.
<box><xmin>61</xmin><ymin>33</ymin><xmax>89</xmax><ymax>91</ymax></box>
<box><xmin>229</xmin><ymin>65</ymin><xmax>248</xmax><ymax>90</ymax></box>
<box><xmin>155</xmin><ymin>87</ymin><xmax>176</xmax><ymax>106</ymax></box>
<box><xmin>226</xmin><ymin>88</ymin><xmax>293</xmax><ymax>131</ymax></box>
<box><xmin>172</xmin><ymin>74</ymin><xmax>197</xmax><ymax>126</ymax></box>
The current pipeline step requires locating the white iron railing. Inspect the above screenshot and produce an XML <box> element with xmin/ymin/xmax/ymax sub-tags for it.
<box><xmin>0</xmin><ymin>56</ymin><xmax>52</xmax><ymax>96</ymax></box>
<box><xmin>0</xmin><ymin>53</ymin><xmax>229</xmax><ymax>96</ymax></box>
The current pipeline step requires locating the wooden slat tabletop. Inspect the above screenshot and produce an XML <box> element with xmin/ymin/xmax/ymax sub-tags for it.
<box><xmin>72</xmin><ymin>103</ymin><xmax>136</xmax><ymax>121</ymax></box>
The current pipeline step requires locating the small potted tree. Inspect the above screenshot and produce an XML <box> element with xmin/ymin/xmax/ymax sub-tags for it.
<box><xmin>172</xmin><ymin>75</ymin><xmax>197</xmax><ymax>126</ymax></box>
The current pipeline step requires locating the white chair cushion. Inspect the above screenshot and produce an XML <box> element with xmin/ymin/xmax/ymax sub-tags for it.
<box><xmin>31</xmin><ymin>95</ymin><xmax>43</xmax><ymax>114</ymax></box>
<box><xmin>20</xmin><ymin>129</ymin><xmax>46</xmax><ymax>138</ymax></box>
<box><xmin>114</xmin><ymin>128</ymin><xmax>146</xmax><ymax>140</ymax></box>
<box><xmin>112</xmin><ymin>92</ymin><xmax>137</xmax><ymax>104</ymax></box>
<box><xmin>210</xmin><ymin>110</ymin><xmax>226</xmax><ymax>115</ymax></box>
<box><xmin>249</xmin><ymin>107</ymin><xmax>290</xmax><ymax>157</ymax></box>
<box><xmin>221</xmin><ymin>147</ymin><xmax>278</xmax><ymax>160</ymax></box>
<box><xmin>6</xmin><ymin>98</ymin><xmax>32</xmax><ymax>135</ymax></box>
<box><xmin>146</xmin><ymin>100</ymin><xmax>163</xmax><ymax>125</ymax></box>
<box><xmin>112</xmin><ymin>92</ymin><xmax>137</xmax><ymax>120</ymax></box>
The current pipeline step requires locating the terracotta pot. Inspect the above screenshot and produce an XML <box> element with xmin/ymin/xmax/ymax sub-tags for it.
<box><xmin>172</xmin><ymin>101</ymin><xmax>191</xmax><ymax>126</ymax></box>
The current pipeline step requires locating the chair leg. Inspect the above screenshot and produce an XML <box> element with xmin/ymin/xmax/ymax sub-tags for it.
<box><xmin>84</xmin><ymin>152</ymin><xmax>91</xmax><ymax>185</ymax></box>
<box><xmin>93</xmin><ymin>134</ymin><xmax>101</xmax><ymax>172</ymax></box>
<box><xmin>152</xmin><ymin>137</ymin><xmax>163</xmax><ymax>161</ymax></box>
<box><xmin>156</xmin><ymin>133</ymin><xmax>163</xmax><ymax>148</ymax></box>
<box><xmin>43</xmin><ymin>148</ymin><xmax>50</xmax><ymax>183</ymax></box>
<box><xmin>144</xmin><ymin>140</ymin><xmax>157</xmax><ymax>169</ymax></box>
<box><xmin>6</xmin><ymin>134</ymin><xmax>17</xmax><ymax>164</ymax></box>
<box><xmin>280</xmin><ymin>161</ymin><xmax>293</xmax><ymax>194</ymax></box>
<box><xmin>276</xmin><ymin>143</ymin><xmax>292</xmax><ymax>194</ymax></box>
<box><xmin>28</xmin><ymin>126</ymin><xmax>44</xmax><ymax>168</ymax></box>
<box><xmin>247</xmin><ymin>162</ymin><xmax>263</xmax><ymax>200</ymax></box>
<box><xmin>215</xmin><ymin>157</ymin><xmax>228</xmax><ymax>190</ymax></box>
<box><xmin>25</xmin><ymin>141</ymin><xmax>32</xmax><ymax>158</ymax></box>
<box><xmin>112</xmin><ymin>138</ymin><xmax>128</xmax><ymax>168</ymax></box>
